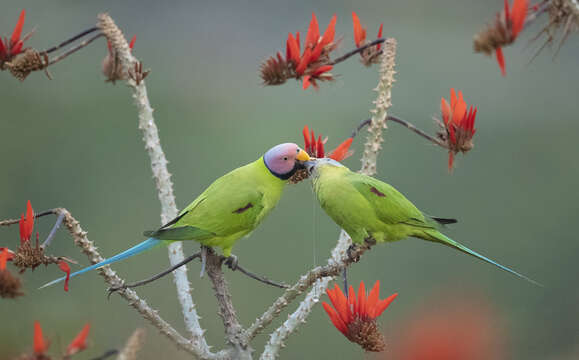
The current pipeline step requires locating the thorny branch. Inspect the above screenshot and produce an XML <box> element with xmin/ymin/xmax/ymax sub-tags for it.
<box><xmin>259</xmin><ymin>38</ymin><xmax>398</xmax><ymax>360</ymax></box>
<box><xmin>97</xmin><ymin>13</ymin><xmax>214</xmax><ymax>358</ymax></box>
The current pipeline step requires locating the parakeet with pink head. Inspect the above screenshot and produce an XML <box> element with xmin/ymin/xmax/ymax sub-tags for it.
<box><xmin>41</xmin><ymin>143</ymin><xmax>310</xmax><ymax>289</ymax></box>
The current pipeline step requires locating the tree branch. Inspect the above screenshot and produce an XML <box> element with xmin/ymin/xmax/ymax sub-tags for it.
<box><xmin>259</xmin><ymin>38</ymin><xmax>397</xmax><ymax>360</ymax></box>
<box><xmin>97</xmin><ymin>13</ymin><xmax>213</xmax><ymax>358</ymax></box>
<box><xmin>205</xmin><ymin>249</ymin><xmax>252</xmax><ymax>359</ymax></box>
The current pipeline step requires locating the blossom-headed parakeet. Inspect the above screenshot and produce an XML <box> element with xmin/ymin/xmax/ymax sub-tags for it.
<box><xmin>305</xmin><ymin>158</ymin><xmax>539</xmax><ymax>285</ymax></box>
<box><xmin>41</xmin><ymin>143</ymin><xmax>310</xmax><ymax>288</ymax></box>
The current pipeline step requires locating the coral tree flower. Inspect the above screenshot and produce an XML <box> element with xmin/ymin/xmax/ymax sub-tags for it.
<box><xmin>66</xmin><ymin>323</ymin><xmax>91</xmax><ymax>356</ymax></box>
<box><xmin>19</xmin><ymin>200</ymin><xmax>35</xmax><ymax>245</ymax></box>
<box><xmin>0</xmin><ymin>9</ymin><xmax>30</xmax><ymax>66</ymax></box>
<box><xmin>322</xmin><ymin>281</ymin><xmax>398</xmax><ymax>352</ymax></box>
<box><xmin>474</xmin><ymin>0</ymin><xmax>529</xmax><ymax>76</ymax></box>
<box><xmin>0</xmin><ymin>248</ymin><xmax>15</xmax><ymax>270</ymax></box>
<box><xmin>34</xmin><ymin>321</ymin><xmax>49</xmax><ymax>355</ymax></box>
<box><xmin>58</xmin><ymin>260</ymin><xmax>71</xmax><ymax>292</ymax></box>
<box><xmin>352</xmin><ymin>12</ymin><xmax>383</xmax><ymax>66</ymax></box>
<box><xmin>261</xmin><ymin>13</ymin><xmax>337</xmax><ymax>89</ymax></box>
<box><xmin>438</xmin><ymin>88</ymin><xmax>477</xmax><ymax>170</ymax></box>
<box><xmin>302</xmin><ymin>125</ymin><xmax>354</xmax><ymax>161</ymax></box>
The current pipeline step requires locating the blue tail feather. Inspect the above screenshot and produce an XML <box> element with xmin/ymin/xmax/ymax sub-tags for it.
<box><xmin>39</xmin><ymin>238</ymin><xmax>161</xmax><ymax>289</ymax></box>
<box><xmin>435</xmin><ymin>233</ymin><xmax>542</xmax><ymax>287</ymax></box>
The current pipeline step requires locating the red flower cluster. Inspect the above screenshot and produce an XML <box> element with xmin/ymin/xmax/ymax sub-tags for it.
<box><xmin>260</xmin><ymin>13</ymin><xmax>337</xmax><ymax>89</ymax></box>
<box><xmin>302</xmin><ymin>125</ymin><xmax>353</xmax><ymax>161</ymax></box>
<box><xmin>31</xmin><ymin>321</ymin><xmax>90</xmax><ymax>359</ymax></box>
<box><xmin>322</xmin><ymin>281</ymin><xmax>397</xmax><ymax>352</ymax></box>
<box><xmin>474</xmin><ymin>0</ymin><xmax>529</xmax><ymax>76</ymax></box>
<box><xmin>0</xmin><ymin>201</ymin><xmax>72</xmax><ymax>293</ymax></box>
<box><xmin>352</xmin><ymin>12</ymin><xmax>384</xmax><ymax>66</ymax></box>
<box><xmin>0</xmin><ymin>9</ymin><xmax>30</xmax><ymax>66</ymax></box>
<box><xmin>438</xmin><ymin>89</ymin><xmax>477</xmax><ymax>170</ymax></box>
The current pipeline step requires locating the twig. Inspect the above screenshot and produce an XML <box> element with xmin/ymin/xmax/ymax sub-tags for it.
<box><xmin>47</xmin><ymin>33</ymin><xmax>104</xmax><ymax>66</ymax></box>
<box><xmin>97</xmin><ymin>13</ymin><xmax>211</xmax><ymax>355</ymax></box>
<box><xmin>386</xmin><ymin>115</ymin><xmax>448</xmax><ymax>148</ymax></box>
<box><xmin>41</xmin><ymin>212</ymin><xmax>64</xmax><ymax>249</ymax></box>
<box><xmin>116</xmin><ymin>328</ymin><xmax>146</xmax><ymax>360</ymax></box>
<box><xmin>330</xmin><ymin>38</ymin><xmax>385</xmax><ymax>65</ymax></box>
<box><xmin>205</xmin><ymin>249</ymin><xmax>251</xmax><ymax>359</ymax></box>
<box><xmin>231</xmin><ymin>261</ymin><xmax>289</xmax><ymax>289</ymax></box>
<box><xmin>0</xmin><ymin>209</ymin><xmax>54</xmax><ymax>226</ymax></box>
<box><xmin>259</xmin><ymin>38</ymin><xmax>397</xmax><ymax>360</ymax></box>
<box><xmin>107</xmin><ymin>252</ymin><xmax>202</xmax><ymax>295</ymax></box>
<box><xmin>89</xmin><ymin>350</ymin><xmax>119</xmax><ymax>360</ymax></box>
<box><xmin>42</xmin><ymin>27</ymin><xmax>100</xmax><ymax>54</ymax></box>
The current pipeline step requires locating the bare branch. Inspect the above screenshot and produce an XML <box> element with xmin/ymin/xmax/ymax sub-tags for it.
<box><xmin>96</xmin><ymin>13</ymin><xmax>211</xmax><ymax>355</ymax></box>
<box><xmin>260</xmin><ymin>38</ymin><xmax>397</xmax><ymax>360</ymax></box>
<box><xmin>205</xmin><ymin>248</ymin><xmax>252</xmax><ymax>359</ymax></box>
<box><xmin>116</xmin><ymin>328</ymin><xmax>146</xmax><ymax>360</ymax></box>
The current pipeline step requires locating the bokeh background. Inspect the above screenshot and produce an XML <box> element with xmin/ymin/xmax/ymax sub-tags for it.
<box><xmin>1</xmin><ymin>0</ymin><xmax>578</xmax><ymax>359</ymax></box>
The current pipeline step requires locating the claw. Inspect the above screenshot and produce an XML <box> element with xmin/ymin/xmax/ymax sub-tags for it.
<box><xmin>225</xmin><ymin>254</ymin><xmax>238</xmax><ymax>271</ymax></box>
<box><xmin>200</xmin><ymin>246</ymin><xmax>208</xmax><ymax>278</ymax></box>
<box><xmin>364</xmin><ymin>236</ymin><xmax>376</xmax><ymax>247</ymax></box>
<box><xmin>106</xmin><ymin>284</ymin><xmax>125</xmax><ymax>299</ymax></box>
<box><xmin>347</xmin><ymin>244</ymin><xmax>361</xmax><ymax>262</ymax></box>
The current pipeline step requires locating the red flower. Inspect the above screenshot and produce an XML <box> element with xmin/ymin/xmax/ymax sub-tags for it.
<box><xmin>439</xmin><ymin>88</ymin><xmax>477</xmax><ymax>170</ymax></box>
<box><xmin>322</xmin><ymin>281</ymin><xmax>397</xmax><ymax>352</ymax></box>
<box><xmin>65</xmin><ymin>323</ymin><xmax>91</xmax><ymax>356</ymax></box>
<box><xmin>0</xmin><ymin>248</ymin><xmax>15</xmax><ymax>270</ymax></box>
<box><xmin>19</xmin><ymin>200</ymin><xmax>35</xmax><ymax>245</ymax></box>
<box><xmin>58</xmin><ymin>260</ymin><xmax>71</xmax><ymax>292</ymax></box>
<box><xmin>33</xmin><ymin>321</ymin><xmax>49</xmax><ymax>355</ymax></box>
<box><xmin>390</xmin><ymin>294</ymin><xmax>506</xmax><ymax>360</ymax></box>
<box><xmin>352</xmin><ymin>12</ymin><xmax>384</xmax><ymax>66</ymax></box>
<box><xmin>474</xmin><ymin>0</ymin><xmax>528</xmax><ymax>76</ymax></box>
<box><xmin>261</xmin><ymin>13</ymin><xmax>336</xmax><ymax>89</ymax></box>
<box><xmin>0</xmin><ymin>9</ymin><xmax>29</xmax><ymax>64</ymax></box>
<box><xmin>302</xmin><ymin>125</ymin><xmax>353</xmax><ymax>161</ymax></box>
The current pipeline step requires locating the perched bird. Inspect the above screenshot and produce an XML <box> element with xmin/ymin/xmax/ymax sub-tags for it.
<box><xmin>305</xmin><ymin>158</ymin><xmax>539</xmax><ymax>285</ymax></box>
<box><xmin>41</xmin><ymin>143</ymin><xmax>310</xmax><ymax>289</ymax></box>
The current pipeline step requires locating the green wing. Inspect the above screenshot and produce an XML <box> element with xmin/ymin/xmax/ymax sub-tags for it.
<box><xmin>348</xmin><ymin>173</ymin><xmax>437</xmax><ymax>229</ymax></box>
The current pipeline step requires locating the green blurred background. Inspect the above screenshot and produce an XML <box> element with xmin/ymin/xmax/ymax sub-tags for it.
<box><xmin>1</xmin><ymin>0</ymin><xmax>578</xmax><ymax>359</ymax></box>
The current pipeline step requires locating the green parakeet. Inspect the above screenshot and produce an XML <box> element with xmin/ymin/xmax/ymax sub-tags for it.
<box><xmin>305</xmin><ymin>158</ymin><xmax>539</xmax><ymax>285</ymax></box>
<box><xmin>40</xmin><ymin>143</ymin><xmax>311</xmax><ymax>289</ymax></box>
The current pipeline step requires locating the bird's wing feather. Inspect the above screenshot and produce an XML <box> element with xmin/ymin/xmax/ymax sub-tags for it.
<box><xmin>348</xmin><ymin>173</ymin><xmax>435</xmax><ymax>228</ymax></box>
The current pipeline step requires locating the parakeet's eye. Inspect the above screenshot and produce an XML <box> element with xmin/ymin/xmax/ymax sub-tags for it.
<box><xmin>283</xmin><ymin>157</ymin><xmax>288</xmax><ymax>161</ymax></box>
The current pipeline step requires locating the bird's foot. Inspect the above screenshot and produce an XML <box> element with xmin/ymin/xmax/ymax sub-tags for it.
<box><xmin>364</xmin><ymin>236</ymin><xmax>376</xmax><ymax>247</ymax></box>
<box><xmin>224</xmin><ymin>254</ymin><xmax>239</xmax><ymax>271</ymax></box>
<box><xmin>347</xmin><ymin>244</ymin><xmax>362</xmax><ymax>262</ymax></box>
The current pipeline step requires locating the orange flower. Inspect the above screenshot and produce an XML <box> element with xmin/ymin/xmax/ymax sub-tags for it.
<box><xmin>33</xmin><ymin>321</ymin><xmax>49</xmax><ymax>355</ymax></box>
<box><xmin>0</xmin><ymin>248</ymin><xmax>15</xmax><ymax>270</ymax></box>
<box><xmin>302</xmin><ymin>125</ymin><xmax>353</xmax><ymax>161</ymax></box>
<box><xmin>352</xmin><ymin>12</ymin><xmax>383</xmax><ymax>66</ymax></box>
<box><xmin>65</xmin><ymin>323</ymin><xmax>91</xmax><ymax>356</ymax></box>
<box><xmin>0</xmin><ymin>9</ymin><xmax>30</xmax><ymax>64</ymax></box>
<box><xmin>58</xmin><ymin>260</ymin><xmax>71</xmax><ymax>292</ymax></box>
<box><xmin>322</xmin><ymin>281</ymin><xmax>397</xmax><ymax>352</ymax></box>
<box><xmin>439</xmin><ymin>88</ymin><xmax>477</xmax><ymax>170</ymax></box>
<box><xmin>19</xmin><ymin>200</ymin><xmax>34</xmax><ymax>245</ymax></box>
<box><xmin>474</xmin><ymin>0</ymin><xmax>529</xmax><ymax>76</ymax></box>
<box><xmin>261</xmin><ymin>13</ymin><xmax>336</xmax><ymax>89</ymax></box>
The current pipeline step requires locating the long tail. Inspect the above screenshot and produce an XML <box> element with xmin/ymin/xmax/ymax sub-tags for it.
<box><xmin>428</xmin><ymin>232</ymin><xmax>542</xmax><ymax>286</ymax></box>
<box><xmin>39</xmin><ymin>238</ymin><xmax>161</xmax><ymax>289</ymax></box>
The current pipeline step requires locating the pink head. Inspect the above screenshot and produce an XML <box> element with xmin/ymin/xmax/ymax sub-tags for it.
<box><xmin>263</xmin><ymin>143</ymin><xmax>310</xmax><ymax>179</ymax></box>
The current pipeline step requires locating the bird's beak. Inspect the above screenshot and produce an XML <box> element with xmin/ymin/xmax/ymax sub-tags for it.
<box><xmin>296</xmin><ymin>149</ymin><xmax>311</xmax><ymax>161</ymax></box>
